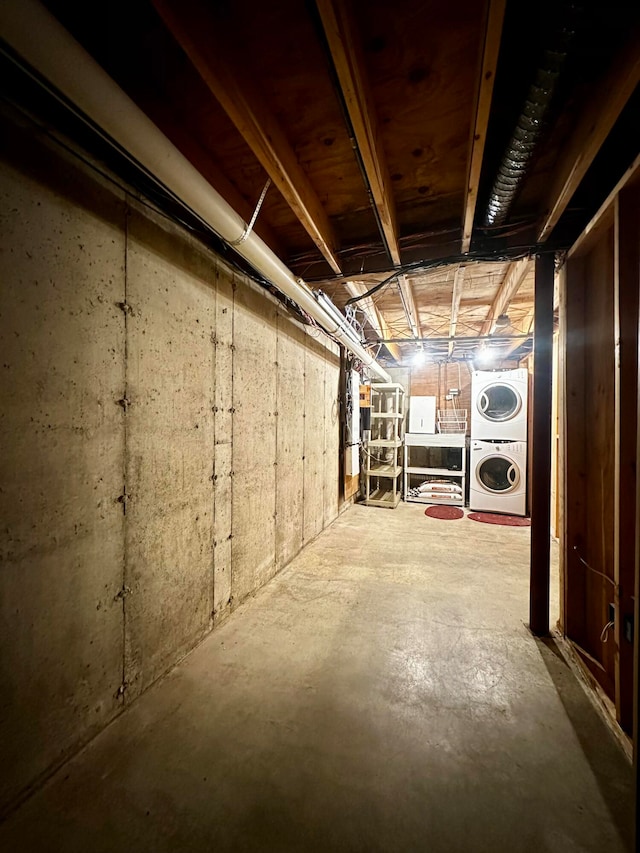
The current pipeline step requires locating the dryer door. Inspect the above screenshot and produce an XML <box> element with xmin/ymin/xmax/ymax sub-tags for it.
<box><xmin>476</xmin><ymin>455</ymin><xmax>520</xmax><ymax>493</ymax></box>
<box><xmin>477</xmin><ymin>383</ymin><xmax>522</xmax><ymax>423</ymax></box>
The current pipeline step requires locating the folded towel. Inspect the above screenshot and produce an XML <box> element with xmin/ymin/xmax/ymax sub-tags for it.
<box><xmin>418</xmin><ymin>482</ymin><xmax>462</xmax><ymax>494</ymax></box>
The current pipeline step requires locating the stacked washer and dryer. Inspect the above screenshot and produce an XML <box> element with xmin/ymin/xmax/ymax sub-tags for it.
<box><xmin>469</xmin><ymin>369</ymin><xmax>528</xmax><ymax>516</ymax></box>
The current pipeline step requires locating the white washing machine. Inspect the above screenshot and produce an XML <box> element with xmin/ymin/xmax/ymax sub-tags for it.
<box><xmin>471</xmin><ymin>368</ymin><xmax>528</xmax><ymax>441</ymax></box>
<box><xmin>469</xmin><ymin>439</ymin><xmax>527</xmax><ymax>516</ymax></box>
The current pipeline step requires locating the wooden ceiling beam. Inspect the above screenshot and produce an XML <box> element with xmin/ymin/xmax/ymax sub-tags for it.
<box><xmin>537</xmin><ymin>29</ymin><xmax>640</xmax><ymax>242</ymax></box>
<box><xmin>315</xmin><ymin>0</ymin><xmax>401</xmax><ymax>266</ymax></box>
<box><xmin>502</xmin><ymin>307</ymin><xmax>534</xmax><ymax>359</ymax></box>
<box><xmin>448</xmin><ymin>266</ymin><xmax>466</xmax><ymax>356</ymax></box>
<box><xmin>480</xmin><ymin>257</ymin><xmax>531</xmax><ymax>336</ymax></box>
<box><xmin>345</xmin><ymin>281</ymin><xmax>402</xmax><ymax>362</ymax></box>
<box><xmin>462</xmin><ymin>0</ymin><xmax>506</xmax><ymax>253</ymax></box>
<box><xmin>397</xmin><ymin>274</ymin><xmax>422</xmax><ymax>341</ymax></box>
<box><xmin>153</xmin><ymin>0</ymin><xmax>342</xmax><ymax>274</ymax></box>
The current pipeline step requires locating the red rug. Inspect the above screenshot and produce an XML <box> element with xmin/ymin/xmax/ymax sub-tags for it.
<box><xmin>424</xmin><ymin>506</ymin><xmax>464</xmax><ymax>520</ymax></box>
<box><xmin>467</xmin><ymin>511</ymin><xmax>530</xmax><ymax>527</ymax></box>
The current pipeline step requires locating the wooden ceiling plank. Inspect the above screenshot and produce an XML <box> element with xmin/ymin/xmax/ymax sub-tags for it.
<box><xmin>537</xmin><ymin>30</ymin><xmax>640</xmax><ymax>242</ymax></box>
<box><xmin>345</xmin><ymin>281</ymin><xmax>402</xmax><ymax>362</ymax></box>
<box><xmin>153</xmin><ymin>0</ymin><xmax>342</xmax><ymax>273</ymax></box>
<box><xmin>315</xmin><ymin>0</ymin><xmax>401</xmax><ymax>266</ymax></box>
<box><xmin>461</xmin><ymin>0</ymin><xmax>506</xmax><ymax>253</ymax></box>
<box><xmin>448</xmin><ymin>266</ymin><xmax>466</xmax><ymax>356</ymax></box>
<box><xmin>480</xmin><ymin>257</ymin><xmax>531</xmax><ymax>336</ymax></box>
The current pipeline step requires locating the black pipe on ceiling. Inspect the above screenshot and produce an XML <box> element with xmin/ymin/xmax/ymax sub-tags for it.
<box><xmin>483</xmin><ymin>3</ymin><xmax>582</xmax><ymax>228</ymax></box>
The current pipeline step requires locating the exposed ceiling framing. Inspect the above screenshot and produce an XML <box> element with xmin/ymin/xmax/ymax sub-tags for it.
<box><xmin>315</xmin><ymin>0</ymin><xmax>401</xmax><ymax>267</ymax></box>
<box><xmin>153</xmin><ymin>0</ymin><xmax>343</xmax><ymax>274</ymax></box>
<box><xmin>448</xmin><ymin>267</ymin><xmax>466</xmax><ymax>356</ymax></box>
<box><xmin>461</xmin><ymin>0</ymin><xmax>505</xmax><ymax>253</ymax></box>
<box><xmin>503</xmin><ymin>307</ymin><xmax>535</xmax><ymax>359</ymax></box>
<box><xmin>537</xmin><ymin>28</ymin><xmax>640</xmax><ymax>242</ymax></box>
<box><xmin>345</xmin><ymin>281</ymin><xmax>402</xmax><ymax>362</ymax></box>
<box><xmin>397</xmin><ymin>274</ymin><xmax>422</xmax><ymax>342</ymax></box>
<box><xmin>480</xmin><ymin>258</ymin><xmax>531</xmax><ymax>337</ymax></box>
<box><xmin>19</xmin><ymin>0</ymin><xmax>640</xmax><ymax>367</ymax></box>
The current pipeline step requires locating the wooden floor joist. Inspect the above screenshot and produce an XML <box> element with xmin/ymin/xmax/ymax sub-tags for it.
<box><xmin>461</xmin><ymin>0</ymin><xmax>506</xmax><ymax>253</ymax></box>
<box><xmin>315</xmin><ymin>0</ymin><xmax>401</xmax><ymax>268</ymax></box>
<box><xmin>153</xmin><ymin>0</ymin><xmax>342</xmax><ymax>274</ymax></box>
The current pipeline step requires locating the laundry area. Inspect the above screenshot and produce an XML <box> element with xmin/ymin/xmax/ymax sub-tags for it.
<box><xmin>358</xmin><ymin>367</ymin><xmax>530</xmax><ymax>518</ymax></box>
<box><xmin>1</xmin><ymin>1</ymin><xmax>640</xmax><ymax>851</ymax></box>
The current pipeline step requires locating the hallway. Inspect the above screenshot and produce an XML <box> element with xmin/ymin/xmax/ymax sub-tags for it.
<box><xmin>0</xmin><ymin>504</ymin><xmax>633</xmax><ymax>852</ymax></box>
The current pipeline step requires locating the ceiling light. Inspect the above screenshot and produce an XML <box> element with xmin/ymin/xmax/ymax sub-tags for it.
<box><xmin>495</xmin><ymin>313</ymin><xmax>510</xmax><ymax>328</ymax></box>
<box><xmin>412</xmin><ymin>349</ymin><xmax>427</xmax><ymax>366</ymax></box>
<box><xmin>476</xmin><ymin>347</ymin><xmax>494</xmax><ymax>366</ymax></box>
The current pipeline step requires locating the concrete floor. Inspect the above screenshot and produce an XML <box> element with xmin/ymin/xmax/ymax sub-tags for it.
<box><xmin>0</xmin><ymin>503</ymin><xmax>633</xmax><ymax>852</ymax></box>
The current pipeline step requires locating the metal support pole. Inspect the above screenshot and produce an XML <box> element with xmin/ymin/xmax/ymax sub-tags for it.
<box><xmin>529</xmin><ymin>252</ymin><xmax>554</xmax><ymax>635</ymax></box>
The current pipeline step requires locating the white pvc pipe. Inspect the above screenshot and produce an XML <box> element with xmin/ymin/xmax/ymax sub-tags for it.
<box><xmin>0</xmin><ymin>0</ymin><xmax>391</xmax><ymax>382</ymax></box>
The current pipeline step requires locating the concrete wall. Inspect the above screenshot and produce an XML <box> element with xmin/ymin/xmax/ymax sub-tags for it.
<box><xmin>0</xmin><ymin>117</ymin><xmax>341</xmax><ymax>814</ymax></box>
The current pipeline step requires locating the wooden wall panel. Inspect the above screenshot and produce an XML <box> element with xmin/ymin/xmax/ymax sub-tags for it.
<box><xmin>563</xmin><ymin>256</ymin><xmax>587</xmax><ymax>641</ymax></box>
<box><xmin>563</xmin><ymin>229</ymin><xmax>616</xmax><ymax>701</ymax></box>
<box><xmin>582</xmin><ymin>231</ymin><xmax>616</xmax><ymax>694</ymax></box>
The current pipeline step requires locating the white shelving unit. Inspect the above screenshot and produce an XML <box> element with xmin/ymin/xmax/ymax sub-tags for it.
<box><xmin>404</xmin><ymin>433</ymin><xmax>466</xmax><ymax>506</ymax></box>
<box><xmin>364</xmin><ymin>383</ymin><xmax>405</xmax><ymax>509</ymax></box>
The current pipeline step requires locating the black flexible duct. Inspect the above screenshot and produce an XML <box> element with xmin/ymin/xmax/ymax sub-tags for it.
<box><xmin>483</xmin><ymin>4</ymin><xmax>581</xmax><ymax>227</ymax></box>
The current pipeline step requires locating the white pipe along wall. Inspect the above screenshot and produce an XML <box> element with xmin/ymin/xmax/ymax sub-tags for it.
<box><xmin>0</xmin><ymin>0</ymin><xmax>391</xmax><ymax>383</ymax></box>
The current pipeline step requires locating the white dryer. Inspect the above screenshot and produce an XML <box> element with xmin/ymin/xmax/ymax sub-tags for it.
<box><xmin>471</xmin><ymin>368</ymin><xmax>528</xmax><ymax>441</ymax></box>
<box><xmin>469</xmin><ymin>439</ymin><xmax>527</xmax><ymax>516</ymax></box>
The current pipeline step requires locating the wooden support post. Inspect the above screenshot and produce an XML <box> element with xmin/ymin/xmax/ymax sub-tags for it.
<box><xmin>530</xmin><ymin>252</ymin><xmax>555</xmax><ymax>636</ymax></box>
<box><xmin>635</xmin><ymin>412</ymin><xmax>640</xmax><ymax>853</ymax></box>
<box><xmin>614</xmin><ymin>185</ymin><xmax>640</xmax><ymax>734</ymax></box>
<box><xmin>626</xmin><ymin>185</ymin><xmax>640</xmax><ymax>851</ymax></box>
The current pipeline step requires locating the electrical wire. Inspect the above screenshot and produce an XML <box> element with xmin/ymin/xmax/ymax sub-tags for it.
<box><xmin>573</xmin><ymin>547</ymin><xmax>618</xmax><ymax>590</ymax></box>
<box><xmin>228</xmin><ymin>178</ymin><xmax>271</xmax><ymax>246</ymax></box>
<box><xmin>360</xmin><ymin>443</ymin><xmax>393</xmax><ymax>465</ymax></box>
<box><xmin>600</xmin><ymin>620</ymin><xmax>615</xmax><ymax>643</ymax></box>
<box><xmin>344</xmin><ymin>247</ymin><xmax>546</xmax><ymax>306</ymax></box>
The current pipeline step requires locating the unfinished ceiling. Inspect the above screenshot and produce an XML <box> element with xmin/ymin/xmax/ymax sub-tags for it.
<box><xmin>12</xmin><ymin>0</ymin><xmax>640</xmax><ymax>364</ymax></box>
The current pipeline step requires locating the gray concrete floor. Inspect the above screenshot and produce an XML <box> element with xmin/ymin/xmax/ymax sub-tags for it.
<box><xmin>1</xmin><ymin>503</ymin><xmax>633</xmax><ymax>852</ymax></box>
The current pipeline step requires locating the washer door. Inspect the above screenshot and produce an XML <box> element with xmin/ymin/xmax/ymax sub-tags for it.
<box><xmin>476</xmin><ymin>455</ymin><xmax>520</xmax><ymax>493</ymax></box>
<box><xmin>477</xmin><ymin>383</ymin><xmax>522</xmax><ymax>423</ymax></box>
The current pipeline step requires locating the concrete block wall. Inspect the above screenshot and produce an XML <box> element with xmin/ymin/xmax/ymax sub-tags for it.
<box><xmin>0</xmin><ymin>119</ymin><xmax>342</xmax><ymax>814</ymax></box>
